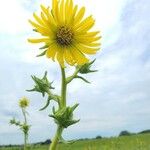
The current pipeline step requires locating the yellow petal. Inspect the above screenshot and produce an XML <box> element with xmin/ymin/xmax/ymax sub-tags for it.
<box><xmin>65</xmin><ymin>0</ymin><xmax>70</xmax><ymax>24</ymax></box>
<box><xmin>70</xmin><ymin>48</ymin><xmax>89</xmax><ymax>65</ymax></box>
<box><xmin>60</xmin><ymin>0</ymin><xmax>65</xmax><ymax>23</ymax></box>
<box><xmin>85</xmin><ymin>42</ymin><xmax>101</xmax><ymax>47</ymax></box>
<box><xmin>64</xmin><ymin>49</ymin><xmax>75</xmax><ymax>65</ymax></box>
<box><xmin>46</xmin><ymin>45</ymin><xmax>57</xmax><ymax>61</ymax></box>
<box><xmin>76</xmin><ymin>36</ymin><xmax>101</xmax><ymax>44</ymax></box>
<box><xmin>66</xmin><ymin>0</ymin><xmax>74</xmax><ymax>24</ymax></box>
<box><xmin>28</xmin><ymin>38</ymin><xmax>50</xmax><ymax>43</ymax></box>
<box><xmin>40</xmin><ymin>5</ymin><xmax>48</xmax><ymax>15</ymax></box>
<box><xmin>85</xmin><ymin>31</ymin><xmax>100</xmax><ymax>37</ymax></box>
<box><xmin>67</xmin><ymin>5</ymin><xmax>78</xmax><ymax>26</ymax></box>
<box><xmin>57</xmin><ymin>50</ymin><xmax>65</xmax><ymax>67</ymax></box>
<box><xmin>41</xmin><ymin>5</ymin><xmax>57</xmax><ymax>28</ymax></box>
<box><xmin>74</xmin><ymin>7</ymin><xmax>85</xmax><ymax>24</ymax></box>
<box><xmin>75</xmin><ymin>31</ymin><xmax>100</xmax><ymax>37</ymax></box>
<box><xmin>52</xmin><ymin>0</ymin><xmax>60</xmax><ymax>24</ymax></box>
<box><xmin>33</xmin><ymin>13</ymin><xmax>45</xmax><ymax>26</ymax></box>
<box><xmin>41</xmin><ymin>12</ymin><xmax>48</xmax><ymax>24</ymax></box>
<box><xmin>74</xmin><ymin>15</ymin><xmax>92</xmax><ymax>29</ymax></box>
<box><xmin>77</xmin><ymin>20</ymin><xmax>95</xmax><ymax>32</ymax></box>
<box><xmin>28</xmin><ymin>20</ymin><xmax>51</xmax><ymax>36</ymax></box>
<box><xmin>76</xmin><ymin>44</ymin><xmax>99</xmax><ymax>55</ymax></box>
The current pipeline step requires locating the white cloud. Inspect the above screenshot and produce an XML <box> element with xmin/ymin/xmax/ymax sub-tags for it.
<box><xmin>0</xmin><ymin>0</ymin><xmax>30</xmax><ymax>34</ymax></box>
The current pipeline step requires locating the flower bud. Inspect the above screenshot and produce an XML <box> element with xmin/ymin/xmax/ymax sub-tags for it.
<box><xmin>27</xmin><ymin>71</ymin><xmax>54</xmax><ymax>97</ymax></box>
<box><xmin>49</xmin><ymin>104</ymin><xmax>79</xmax><ymax>128</ymax></box>
<box><xmin>78</xmin><ymin>59</ymin><xmax>97</xmax><ymax>74</ymax></box>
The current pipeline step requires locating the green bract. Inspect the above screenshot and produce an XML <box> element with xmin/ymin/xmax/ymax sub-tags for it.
<box><xmin>27</xmin><ymin>71</ymin><xmax>54</xmax><ymax>97</ymax></box>
<box><xmin>78</xmin><ymin>59</ymin><xmax>98</xmax><ymax>74</ymax></box>
<box><xmin>21</xmin><ymin>123</ymin><xmax>30</xmax><ymax>135</ymax></box>
<box><xmin>50</xmin><ymin>104</ymin><xmax>80</xmax><ymax>128</ymax></box>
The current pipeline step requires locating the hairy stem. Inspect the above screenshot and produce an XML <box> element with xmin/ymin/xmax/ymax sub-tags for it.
<box><xmin>49</xmin><ymin>67</ymin><xmax>66</xmax><ymax>150</ymax></box>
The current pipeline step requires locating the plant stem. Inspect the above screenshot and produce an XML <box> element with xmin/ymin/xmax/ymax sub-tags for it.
<box><xmin>22</xmin><ymin>108</ymin><xmax>27</xmax><ymax>150</ymax></box>
<box><xmin>24</xmin><ymin>133</ymin><xmax>27</xmax><ymax>150</ymax></box>
<box><xmin>49</xmin><ymin>67</ymin><xmax>66</xmax><ymax>150</ymax></box>
<box><xmin>22</xmin><ymin>108</ymin><xmax>27</xmax><ymax>123</ymax></box>
<box><xmin>66</xmin><ymin>67</ymin><xmax>80</xmax><ymax>84</ymax></box>
<box><xmin>49</xmin><ymin>126</ymin><xmax>63</xmax><ymax>150</ymax></box>
<box><xmin>60</xmin><ymin>67</ymin><xmax>67</xmax><ymax>107</ymax></box>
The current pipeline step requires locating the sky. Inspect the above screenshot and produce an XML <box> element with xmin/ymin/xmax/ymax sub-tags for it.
<box><xmin>0</xmin><ymin>0</ymin><xmax>150</xmax><ymax>145</ymax></box>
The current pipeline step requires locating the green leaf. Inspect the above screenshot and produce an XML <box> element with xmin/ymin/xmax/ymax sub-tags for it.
<box><xmin>59</xmin><ymin>136</ymin><xmax>75</xmax><ymax>144</ymax></box>
<box><xmin>39</xmin><ymin>96</ymin><xmax>52</xmax><ymax>111</ymax></box>
<box><xmin>75</xmin><ymin>76</ymin><xmax>91</xmax><ymax>84</ymax></box>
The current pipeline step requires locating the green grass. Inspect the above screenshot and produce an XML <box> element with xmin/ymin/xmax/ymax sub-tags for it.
<box><xmin>1</xmin><ymin>133</ymin><xmax>150</xmax><ymax>150</ymax></box>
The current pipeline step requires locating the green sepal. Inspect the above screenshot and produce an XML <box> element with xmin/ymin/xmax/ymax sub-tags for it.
<box><xmin>20</xmin><ymin>123</ymin><xmax>31</xmax><ymax>135</ymax></box>
<box><xmin>33</xmin><ymin>29</ymin><xmax>38</xmax><ymax>32</ymax></box>
<box><xmin>39</xmin><ymin>45</ymin><xmax>49</xmax><ymax>50</ymax></box>
<box><xmin>36</xmin><ymin>50</ymin><xmax>46</xmax><ymax>57</ymax></box>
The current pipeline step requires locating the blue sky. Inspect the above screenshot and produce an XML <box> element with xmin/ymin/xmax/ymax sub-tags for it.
<box><xmin>0</xmin><ymin>0</ymin><xmax>150</xmax><ymax>145</ymax></box>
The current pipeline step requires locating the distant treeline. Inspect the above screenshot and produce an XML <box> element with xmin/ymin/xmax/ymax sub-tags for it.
<box><xmin>119</xmin><ymin>129</ymin><xmax>150</xmax><ymax>136</ymax></box>
<box><xmin>1</xmin><ymin>129</ymin><xmax>150</xmax><ymax>147</ymax></box>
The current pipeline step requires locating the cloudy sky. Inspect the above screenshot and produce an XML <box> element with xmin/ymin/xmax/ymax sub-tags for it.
<box><xmin>0</xmin><ymin>0</ymin><xmax>150</xmax><ymax>145</ymax></box>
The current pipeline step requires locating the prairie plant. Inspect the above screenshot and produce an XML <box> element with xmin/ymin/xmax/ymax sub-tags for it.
<box><xmin>10</xmin><ymin>97</ymin><xmax>30</xmax><ymax>150</ymax></box>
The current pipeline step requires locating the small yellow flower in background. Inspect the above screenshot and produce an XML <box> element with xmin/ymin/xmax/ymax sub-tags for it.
<box><xmin>19</xmin><ymin>97</ymin><xmax>30</xmax><ymax>108</ymax></box>
<box><xmin>28</xmin><ymin>0</ymin><xmax>101</xmax><ymax>67</ymax></box>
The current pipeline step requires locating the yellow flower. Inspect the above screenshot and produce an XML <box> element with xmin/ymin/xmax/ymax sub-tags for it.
<box><xmin>28</xmin><ymin>0</ymin><xmax>101</xmax><ymax>67</ymax></box>
<box><xmin>19</xmin><ymin>97</ymin><xmax>29</xmax><ymax>108</ymax></box>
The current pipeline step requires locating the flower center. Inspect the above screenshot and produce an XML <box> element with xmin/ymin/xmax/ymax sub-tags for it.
<box><xmin>56</xmin><ymin>26</ymin><xmax>73</xmax><ymax>46</ymax></box>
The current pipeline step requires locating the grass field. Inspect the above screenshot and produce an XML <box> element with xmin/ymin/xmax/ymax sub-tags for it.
<box><xmin>1</xmin><ymin>133</ymin><xmax>150</xmax><ymax>150</ymax></box>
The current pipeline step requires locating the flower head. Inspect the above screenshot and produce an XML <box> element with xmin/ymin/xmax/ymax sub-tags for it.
<box><xmin>28</xmin><ymin>0</ymin><xmax>101</xmax><ymax>67</ymax></box>
<box><xmin>19</xmin><ymin>97</ymin><xmax>30</xmax><ymax>108</ymax></box>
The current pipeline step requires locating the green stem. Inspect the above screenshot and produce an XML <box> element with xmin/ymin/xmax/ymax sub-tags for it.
<box><xmin>24</xmin><ymin>133</ymin><xmax>27</xmax><ymax>150</ymax></box>
<box><xmin>60</xmin><ymin>67</ymin><xmax>67</xmax><ymax>107</ymax></box>
<box><xmin>22</xmin><ymin>108</ymin><xmax>27</xmax><ymax>150</ymax></box>
<box><xmin>66</xmin><ymin>67</ymin><xmax>80</xmax><ymax>84</ymax></box>
<box><xmin>22</xmin><ymin>108</ymin><xmax>27</xmax><ymax>124</ymax></box>
<box><xmin>49</xmin><ymin>126</ymin><xmax>63</xmax><ymax>150</ymax></box>
<box><xmin>49</xmin><ymin>67</ymin><xmax>66</xmax><ymax>150</ymax></box>
<box><xmin>47</xmin><ymin>90</ymin><xmax>61</xmax><ymax>107</ymax></box>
